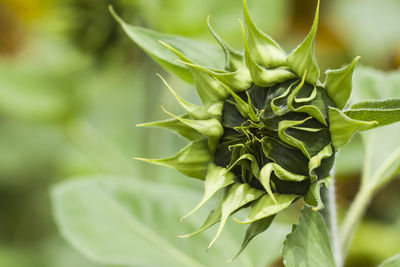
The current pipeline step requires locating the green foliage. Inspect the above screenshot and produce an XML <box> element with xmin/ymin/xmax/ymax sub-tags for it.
<box><xmin>379</xmin><ymin>254</ymin><xmax>400</xmax><ymax>267</ymax></box>
<box><xmin>352</xmin><ymin>68</ymin><xmax>400</xmax><ymax>192</ymax></box>
<box><xmin>282</xmin><ymin>207</ymin><xmax>336</xmax><ymax>267</ymax></box>
<box><xmin>51</xmin><ymin>176</ymin><xmax>289</xmax><ymax>267</ymax></box>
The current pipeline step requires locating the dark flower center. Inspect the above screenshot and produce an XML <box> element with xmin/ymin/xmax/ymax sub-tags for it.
<box><xmin>214</xmin><ymin>79</ymin><xmax>335</xmax><ymax>195</ymax></box>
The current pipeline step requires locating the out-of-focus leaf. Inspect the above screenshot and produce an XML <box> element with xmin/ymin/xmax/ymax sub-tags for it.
<box><xmin>351</xmin><ymin>68</ymin><xmax>400</xmax><ymax>192</ymax></box>
<box><xmin>110</xmin><ymin>7</ymin><xmax>225</xmax><ymax>83</ymax></box>
<box><xmin>328</xmin><ymin>0</ymin><xmax>400</xmax><ymax>66</ymax></box>
<box><xmin>52</xmin><ymin>176</ymin><xmax>290</xmax><ymax>266</ymax></box>
<box><xmin>345</xmin><ymin>99</ymin><xmax>400</xmax><ymax>127</ymax></box>
<box><xmin>379</xmin><ymin>254</ymin><xmax>400</xmax><ymax>267</ymax></box>
<box><xmin>282</xmin><ymin>207</ymin><xmax>335</xmax><ymax>267</ymax></box>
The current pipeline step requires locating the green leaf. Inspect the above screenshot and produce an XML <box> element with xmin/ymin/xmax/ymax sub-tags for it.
<box><xmin>135</xmin><ymin>139</ymin><xmax>212</xmax><ymax>179</ymax></box>
<box><xmin>351</xmin><ymin>68</ymin><xmax>400</xmax><ymax>192</ymax></box>
<box><xmin>379</xmin><ymin>254</ymin><xmax>400</xmax><ymax>267</ymax></box>
<box><xmin>345</xmin><ymin>98</ymin><xmax>400</xmax><ymax>127</ymax></box>
<box><xmin>282</xmin><ymin>207</ymin><xmax>336</xmax><ymax>267</ymax></box>
<box><xmin>328</xmin><ymin>107</ymin><xmax>377</xmax><ymax>149</ymax></box>
<box><xmin>52</xmin><ymin>176</ymin><xmax>289</xmax><ymax>267</ymax></box>
<box><xmin>286</xmin><ymin>0</ymin><xmax>320</xmax><ymax>85</ymax></box>
<box><xmin>110</xmin><ymin>7</ymin><xmax>225</xmax><ymax>83</ymax></box>
<box><xmin>325</xmin><ymin>56</ymin><xmax>360</xmax><ymax>109</ymax></box>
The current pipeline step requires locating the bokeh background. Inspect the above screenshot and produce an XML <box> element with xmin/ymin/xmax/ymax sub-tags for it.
<box><xmin>0</xmin><ymin>0</ymin><xmax>400</xmax><ymax>266</ymax></box>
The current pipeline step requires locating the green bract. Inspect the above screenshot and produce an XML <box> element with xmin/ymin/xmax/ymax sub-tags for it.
<box><xmin>111</xmin><ymin>0</ymin><xmax>400</xmax><ymax>259</ymax></box>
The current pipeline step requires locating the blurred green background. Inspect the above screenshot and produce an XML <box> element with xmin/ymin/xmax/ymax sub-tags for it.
<box><xmin>0</xmin><ymin>0</ymin><xmax>400</xmax><ymax>266</ymax></box>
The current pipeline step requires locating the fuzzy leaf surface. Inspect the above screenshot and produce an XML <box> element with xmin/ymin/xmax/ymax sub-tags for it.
<box><xmin>282</xmin><ymin>207</ymin><xmax>335</xmax><ymax>267</ymax></box>
<box><xmin>351</xmin><ymin>68</ymin><xmax>400</xmax><ymax>192</ymax></box>
<box><xmin>51</xmin><ymin>176</ymin><xmax>289</xmax><ymax>267</ymax></box>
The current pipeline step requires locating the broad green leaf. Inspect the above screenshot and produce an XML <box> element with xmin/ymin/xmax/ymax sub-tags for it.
<box><xmin>379</xmin><ymin>254</ymin><xmax>400</xmax><ymax>267</ymax></box>
<box><xmin>110</xmin><ymin>7</ymin><xmax>225</xmax><ymax>83</ymax></box>
<box><xmin>286</xmin><ymin>0</ymin><xmax>320</xmax><ymax>85</ymax></box>
<box><xmin>324</xmin><ymin>57</ymin><xmax>360</xmax><ymax>109</ymax></box>
<box><xmin>52</xmin><ymin>176</ymin><xmax>289</xmax><ymax>266</ymax></box>
<box><xmin>345</xmin><ymin>98</ymin><xmax>400</xmax><ymax>127</ymax></box>
<box><xmin>351</xmin><ymin>68</ymin><xmax>400</xmax><ymax>191</ymax></box>
<box><xmin>328</xmin><ymin>107</ymin><xmax>377</xmax><ymax>149</ymax></box>
<box><xmin>135</xmin><ymin>139</ymin><xmax>212</xmax><ymax>179</ymax></box>
<box><xmin>282</xmin><ymin>207</ymin><xmax>336</xmax><ymax>267</ymax></box>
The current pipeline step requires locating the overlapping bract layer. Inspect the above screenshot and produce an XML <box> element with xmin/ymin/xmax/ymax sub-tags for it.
<box><xmin>112</xmin><ymin>0</ymin><xmax>400</xmax><ymax>259</ymax></box>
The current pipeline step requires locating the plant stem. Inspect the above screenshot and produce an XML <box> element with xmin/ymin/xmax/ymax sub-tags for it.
<box><xmin>322</xmin><ymin>171</ymin><xmax>342</xmax><ymax>267</ymax></box>
<box><xmin>339</xmin><ymin>184</ymin><xmax>373</xmax><ymax>260</ymax></box>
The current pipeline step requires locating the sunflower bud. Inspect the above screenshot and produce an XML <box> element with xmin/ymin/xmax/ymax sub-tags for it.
<box><xmin>112</xmin><ymin>0</ymin><xmax>400</xmax><ymax>259</ymax></box>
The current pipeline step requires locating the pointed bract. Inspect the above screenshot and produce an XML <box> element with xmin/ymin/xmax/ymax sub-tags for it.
<box><xmin>208</xmin><ymin>183</ymin><xmax>263</xmax><ymax>249</ymax></box>
<box><xmin>329</xmin><ymin>107</ymin><xmax>378</xmax><ymax>149</ymax></box>
<box><xmin>242</xmin><ymin>0</ymin><xmax>286</xmax><ymax>68</ymax></box>
<box><xmin>160</xmin><ymin>41</ymin><xmax>228</xmax><ymax>106</ymax></box>
<box><xmin>325</xmin><ymin>57</ymin><xmax>360</xmax><ymax>109</ymax></box>
<box><xmin>286</xmin><ymin>0</ymin><xmax>321</xmax><ymax>85</ymax></box>
<box><xmin>157</xmin><ymin>74</ymin><xmax>210</xmax><ymax>120</ymax></box>
<box><xmin>137</xmin><ymin>116</ymin><xmax>203</xmax><ymax>141</ymax></box>
<box><xmin>181</xmin><ymin>164</ymin><xmax>235</xmax><ymax>221</ymax></box>
<box><xmin>162</xmin><ymin>106</ymin><xmax>223</xmax><ymax>152</ymax></box>
<box><xmin>228</xmin><ymin>216</ymin><xmax>275</xmax><ymax>262</ymax></box>
<box><xmin>241</xmin><ymin>20</ymin><xmax>296</xmax><ymax>87</ymax></box>
<box><xmin>207</xmin><ymin>15</ymin><xmax>246</xmax><ymax>72</ymax></box>
<box><xmin>135</xmin><ymin>139</ymin><xmax>212</xmax><ymax>179</ymax></box>
<box><xmin>237</xmin><ymin>194</ymin><xmax>297</xmax><ymax>224</ymax></box>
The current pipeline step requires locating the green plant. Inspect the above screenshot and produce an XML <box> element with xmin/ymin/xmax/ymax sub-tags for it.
<box><xmin>51</xmin><ymin>1</ymin><xmax>400</xmax><ymax>266</ymax></box>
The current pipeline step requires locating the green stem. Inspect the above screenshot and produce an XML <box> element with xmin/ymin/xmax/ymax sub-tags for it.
<box><xmin>323</xmin><ymin>171</ymin><xmax>342</xmax><ymax>267</ymax></box>
<box><xmin>339</xmin><ymin>184</ymin><xmax>373</xmax><ymax>261</ymax></box>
